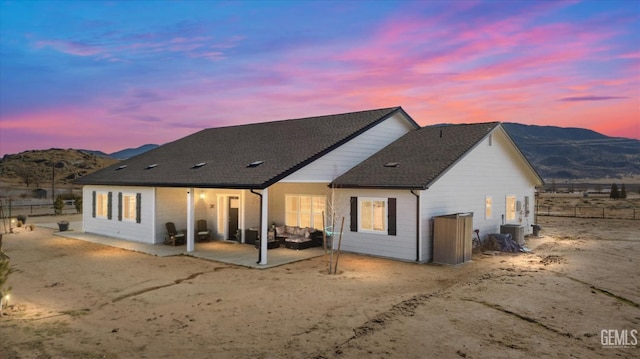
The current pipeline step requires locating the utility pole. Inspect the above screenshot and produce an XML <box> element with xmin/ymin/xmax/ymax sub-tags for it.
<box><xmin>51</xmin><ymin>160</ymin><xmax>55</xmax><ymax>201</ymax></box>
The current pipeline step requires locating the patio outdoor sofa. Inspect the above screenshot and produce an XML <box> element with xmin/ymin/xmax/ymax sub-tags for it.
<box><xmin>275</xmin><ymin>225</ymin><xmax>324</xmax><ymax>250</ymax></box>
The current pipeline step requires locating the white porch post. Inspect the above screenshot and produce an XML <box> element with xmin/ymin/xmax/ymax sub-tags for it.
<box><xmin>187</xmin><ymin>188</ymin><xmax>195</xmax><ymax>252</ymax></box>
<box><xmin>240</xmin><ymin>191</ymin><xmax>246</xmax><ymax>243</ymax></box>
<box><xmin>259</xmin><ymin>187</ymin><xmax>269</xmax><ymax>265</ymax></box>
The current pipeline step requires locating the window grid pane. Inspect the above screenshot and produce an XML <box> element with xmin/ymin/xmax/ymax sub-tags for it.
<box><xmin>97</xmin><ymin>193</ymin><xmax>108</xmax><ymax>217</ymax></box>
<box><xmin>506</xmin><ymin>196</ymin><xmax>516</xmax><ymax>221</ymax></box>
<box><xmin>361</xmin><ymin>200</ymin><xmax>372</xmax><ymax>230</ymax></box>
<box><xmin>300</xmin><ymin>196</ymin><xmax>312</xmax><ymax>213</ymax></box>
<box><xmin>300</xmin><ymin>213</ymin><xmax>311</xmax><ymax>228</ymax></box>
<box><xmin>123</xmin><ymin>195</ymin><xmax>136</xmax><ymax>220</ymax></box>
<box><xmin>373</xmin><ymin>201</ymin><xmax>385</xmax><ymax>231</ymax></box>
<box><xmin>312</xmin><ymin>213</ymin><xmax>323</xmax><ymax>230</ymax></box>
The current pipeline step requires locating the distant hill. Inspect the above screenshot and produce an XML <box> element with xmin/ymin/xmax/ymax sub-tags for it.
<box><xmin>79</xmin><ymin>149</ymin><xmax>111</xmax><ymax>158</ymax></box>
<box><xmin>109</xmin><ymin>144</ymin><xmax>159</xmax><ymax>160</ymax></box>
<box><xmin>502</xmin><ymin>123</ymin><xmax>640</xmax><ymax>180</ymax></box>
<box><xmin>0</xmin><ymin>145</ymin><xmax>158</xmax><ymax>191</ymax></box>
<box><xmin>0</xmin><ymin>148</ymin><xmax>119</xmax><ymax>189</ymax></box>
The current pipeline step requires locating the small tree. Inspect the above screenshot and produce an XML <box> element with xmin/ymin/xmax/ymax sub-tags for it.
<box><xmin>610</xmin><ymin>183</ymin><xmax>620</xmax><ymax>199</ymax></box>
<box><xmin>1</xmin><ymin>239</ymin><xmax>13</xmax><ymax>315</ymax></box>
<box><xmin>620</xmin><ymin>184</ymin><xmax>627</xmax><ymax>199</ymax></box>
<box><xmin>53</xmin><ymin>195</ymin><xmax>65</xmax><ymax>215</ymax></box>
<box><xmin>74</xmin><ymin>196</ymin><xmax>83</xmax><ymax>214</ymax></box>
<box><xmin>14</xmin><ymin>165</ymin><xmax>35</xmax><ymax>187</ymax></box>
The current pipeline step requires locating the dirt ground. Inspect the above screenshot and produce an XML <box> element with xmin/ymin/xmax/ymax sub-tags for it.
<box><xmin>1</xmin><ymin>214</ymin><xmax>638</xmax><ymax>359</ymax></box>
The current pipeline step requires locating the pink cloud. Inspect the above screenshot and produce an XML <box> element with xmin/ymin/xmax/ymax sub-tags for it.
<box><xmin>35</xmin><ymin>40</ymin><xmax>104</xmax><ymax>56</ymax></box>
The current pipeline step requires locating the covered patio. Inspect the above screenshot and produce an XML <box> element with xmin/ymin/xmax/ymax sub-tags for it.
<box><xmin>43</xmin><ymin>221</ymin><xmax>325</xmax><ymax>269</ymax></box>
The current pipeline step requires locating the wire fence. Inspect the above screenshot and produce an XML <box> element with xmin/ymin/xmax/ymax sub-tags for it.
<box><xmin>0</xmin><ymin>203</ymin><xmax>79</xmax><ymax>219</ymax></box>
<box><xmin>535</xmin><ymin>205</ymin><xmax>639</xmax><ymax>220</ymax></box>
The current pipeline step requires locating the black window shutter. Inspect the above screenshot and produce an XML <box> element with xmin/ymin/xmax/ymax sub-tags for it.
<box><xmin>350</xmin><ymin>197</ymin><xmax>358</xmax><ymax>232</ymax></box>
<box><xmin>136</xmin><ymin>193</ymin><xmax>142</xmax><ymax>223</ymax></box>
<box><xmin>388</xmin><ymin>198</ymin><xmax>397</xmax><ymax>236</ymax></box>
<box><xmin>92</xmin><ymin>191</ymin><xmax>96</xmax><ymax>218</ymax></box>
<box><xmin>107</xmin><ymin>192</ymin><xmax>113</xmax><ymax>220</ymax></box>
<box><xmin>117</xmin><ymin>192</ymin><xmax>122</xmax><ymax>221</ymax></box>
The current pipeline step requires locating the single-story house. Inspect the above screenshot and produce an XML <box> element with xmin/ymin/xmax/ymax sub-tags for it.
<box><xmin>74</xmin><ymin>107</ymin><xmax>543</xmax><ymax>264</ymax></box>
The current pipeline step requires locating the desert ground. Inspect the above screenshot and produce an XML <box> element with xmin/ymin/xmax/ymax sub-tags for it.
<box><xmin>1</xmin><ymin>208</ymin><xmax>639</xmax><ymax>358</ymax></box>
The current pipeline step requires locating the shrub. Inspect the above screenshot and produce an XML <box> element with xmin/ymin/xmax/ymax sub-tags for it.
<box><xmin>53</xmin><ymin>195</ymin><xmax>65</xmax><ymax>215</ymax></box>
<box><xmin>0</xmin><ymin>238</ymin><xmax>13</xmax><ymax>314</ymax></box>
<box><xmin>74</xmin><ymin>196</ymin><xmax>83</xmax><ymax>214</ymax></box>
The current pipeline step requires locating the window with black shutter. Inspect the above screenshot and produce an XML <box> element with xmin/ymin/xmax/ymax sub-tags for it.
<box><xmin>118</xmin><ymin>192</ymin><xmax>122</xmax><ymax>221</ymax></box>
<box><xmin>136</xmin><ymin>193</ymin><xmax>142</xmax><ymax>223</ymax></box>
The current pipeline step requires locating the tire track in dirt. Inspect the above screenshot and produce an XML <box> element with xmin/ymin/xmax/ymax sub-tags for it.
<box><xmin>563</xmin><ymin>275</ymin><xmax>640</xmax><ymax>308</ymax></box>
<box><xmin>308</xmin><ymin>271</ymin><xmax>503</xmax><ymax>358</ymax></box>
<box><xmin>111</xmin><ymin>266</ymin><xmax>232</xmax><ymax>303</ymax></box>
<box><xmin>461</xmin><ymin>299</ymin><xmax>579</xmax><ymax>340</ymax></box>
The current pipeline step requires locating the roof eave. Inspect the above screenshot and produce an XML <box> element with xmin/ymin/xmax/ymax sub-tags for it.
<box><xmin>329</xmin><ymin>183</ymin><xmax>427</xmax><ymax>190</ymax></box>
<box><xmin>74</xmin><ymin>180</ymin><xmax>270</xmax><ymax>190</ymax></box>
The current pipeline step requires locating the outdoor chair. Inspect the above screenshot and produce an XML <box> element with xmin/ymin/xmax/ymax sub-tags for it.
<box><xmin>165</xmin><ymin>222</ymin><xmax>186</xmax><ymax>246</ymax></box>
<box><xmin>196</xmin><ymin>219</ymin><xmax>211</xmax><ymax>242</ymax></box>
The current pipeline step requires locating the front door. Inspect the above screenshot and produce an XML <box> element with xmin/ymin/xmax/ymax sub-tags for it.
<box><xmin>228</xmin><ymin>196</ymin><xmax>239</xmax><ymax>240</ymax></box>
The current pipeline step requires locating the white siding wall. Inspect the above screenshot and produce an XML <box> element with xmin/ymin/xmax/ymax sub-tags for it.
<box><xmin>243</xmin><ymin>189</ymin><xmax>262</xmax><ymax>230</ymax></box>
<box><xmin>282</xmin><ymin>113</ymin><xmax>416</xmax><ymax>182</ymax></box>
<box><xmin>335</xmin><ymin>189</ymin><xmax>418</xmax><ymax>261</ymax></box>
<box><xmin>155</xmin><ymin>187</ymin><xmax>187</xmax><ymax>243</ymax></box>
<box><xmin>83</xmin><ymin>185</ymin><xmax>156</xmax><ymax>243</ymax></box>
<box><xmin>419</xmin><ymin>129</ymin><xmax>539</xmax><ymax>261</ymax></box>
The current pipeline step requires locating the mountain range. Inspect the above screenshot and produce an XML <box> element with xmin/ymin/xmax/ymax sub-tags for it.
<box><xmin>80</xmin><ymin>144</ymin><xmax>160</xmax><ymax>160</ymax></box>
<box><xmin>502</xmin><ymin>123</ymin><xmax>640</xmax><ymax>179</ymax></box>
<box><xmin>1</xmin><ymin>124</ymin><xmax>639</xmax><ymax>188</ymax></box>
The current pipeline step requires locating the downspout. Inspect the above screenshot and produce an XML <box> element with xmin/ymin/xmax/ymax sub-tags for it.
<box><xmin>250</xmin><ymin>189</ymin><xmax>263</xmax><ymax>264</ymax></box>
<box><xmin>411</xmin><ymin>190</ymin><xmax>420</xmax><ymax>262</ymax></box>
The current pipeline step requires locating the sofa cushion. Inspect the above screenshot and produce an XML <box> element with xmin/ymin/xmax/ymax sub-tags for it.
<box><xmin>285</xmin><ymin>237</ymin><xmax>310</xmax><ymax>243</ymax></box>
<box><xmin>276</xmin><ymin>226</ymin><xmax>285</xmax><ymax>235</ymax></box>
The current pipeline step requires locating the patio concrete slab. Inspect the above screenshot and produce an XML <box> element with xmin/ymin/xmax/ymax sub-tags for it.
<box><xmin>44</xmin><ymin>222</ymin><xmax>325</xmax><ymax>269</ymax></box>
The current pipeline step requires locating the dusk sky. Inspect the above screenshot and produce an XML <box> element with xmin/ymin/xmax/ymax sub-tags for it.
<box><xmin>1</xmin><ymin>0</ymin><xmax>639</xmax><ymax>156</ymax></box>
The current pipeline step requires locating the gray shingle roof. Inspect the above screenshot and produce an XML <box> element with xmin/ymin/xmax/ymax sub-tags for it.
<box><xmin>75</xmin><ymin>107</ymin><xmax>417</xmax><ymax>188</ymax></box>
<box><xmin>331</xmin><ymin>122</ymin><xmax>503</xmax><ymax>189</ymax></box>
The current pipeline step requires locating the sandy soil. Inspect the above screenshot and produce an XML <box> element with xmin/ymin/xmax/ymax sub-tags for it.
<box><xmin>1</xmin><ymin>215</ymin><xmax>638</xmax><ymax>359</ymax></box>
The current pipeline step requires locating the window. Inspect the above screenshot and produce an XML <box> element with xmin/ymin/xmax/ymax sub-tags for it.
<box><xmin>350</xmin><ymin>197</ymin><xmax>396</xmax><ymax>235</ymax></box>
<box><xmin>285</xmin><ymin>195</ymin><xmax>326</xmax><ymax>230</ymax></box>
<box><xmin>506</xmin><ymin>195</ymin><xmax>516</xmax><ymax>221</ymax></box>
<box><xmin>96</xmin><ymin>192</ymin><xmax>109</xmax><ymax>218</ymax></box>
<box><xmin>524</xmin><ymin>196</ymin><xmax>530</xmax><ymax>217</ymax></box>
<box><xmin>122</xmin><ymin>194</ymin><xmax>137</xmax><ymax>221</ymax></box>
<box><xmin>485</xmin><ymin>196</ymin><xmax>493</xmax><ymax>219</ymax></box>
<box><xmin>359</xmin><ymin>197</ymin><xmax>387</xmax><ymax>233</ymax></box>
